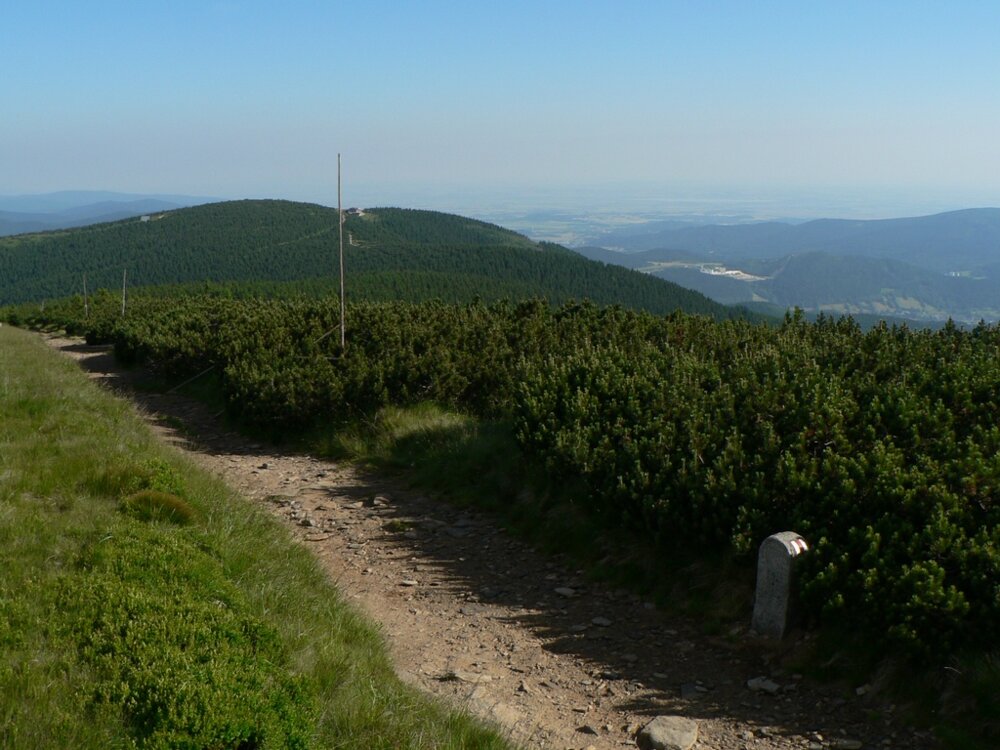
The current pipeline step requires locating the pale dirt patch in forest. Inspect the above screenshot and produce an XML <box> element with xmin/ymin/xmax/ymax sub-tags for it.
<box><xmin>47</xmin><ymin>334</ymin><xmax>937</xmax><ymax>750</ymax></box>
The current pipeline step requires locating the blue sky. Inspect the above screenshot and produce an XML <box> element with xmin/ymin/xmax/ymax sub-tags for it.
<box><xmin>4</xmin><ymin>1</ymin><xmax>1000</xmax><ymax>216</ymax></box>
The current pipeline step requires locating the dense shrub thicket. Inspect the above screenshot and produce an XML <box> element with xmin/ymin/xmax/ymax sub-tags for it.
<box><xmin>9</xmin><ymin>294</ymin><xmax>998</xmax><ymax>663</ymax></box>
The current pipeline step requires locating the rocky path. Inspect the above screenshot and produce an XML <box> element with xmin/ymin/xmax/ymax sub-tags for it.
<box><xmin>49</xmin><ymin>336</ymin><xmax>937</xmax><ymax>750</ymax></box>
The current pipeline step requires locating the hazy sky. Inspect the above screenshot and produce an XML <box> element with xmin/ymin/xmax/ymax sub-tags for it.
<box><xmin>5</xmin><ymin>1</ymin><xmax>1000</xmax><ymax>216</ymax></box>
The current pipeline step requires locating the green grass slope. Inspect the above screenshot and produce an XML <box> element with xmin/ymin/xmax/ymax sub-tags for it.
<box><xmin>0</xmin><ymin>325</ymin><xmax>510</xmax><ymax>749</ymax></box>
<box><xmin>0</xmin><ymin>199</ymin><xmax>752</xmax><ymax>319</ymax></box>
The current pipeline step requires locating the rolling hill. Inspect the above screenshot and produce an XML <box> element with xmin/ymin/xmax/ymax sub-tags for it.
<box><xmin>0</xmin><ymin>199</ymin><xmax>753</xmax><ymax>320</ymax></box>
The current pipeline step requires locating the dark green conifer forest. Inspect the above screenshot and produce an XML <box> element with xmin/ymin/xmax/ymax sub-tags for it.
<box><xmin>0</xmin><ymin>200</ymin><xmax>750</xmax><ymax>320</ymax></box>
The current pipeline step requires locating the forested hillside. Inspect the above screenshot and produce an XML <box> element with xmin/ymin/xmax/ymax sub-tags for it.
<box><xmin>0</xmin><ymin>200</ymin><xmax>750</xmax><ymax>319</ymax></box>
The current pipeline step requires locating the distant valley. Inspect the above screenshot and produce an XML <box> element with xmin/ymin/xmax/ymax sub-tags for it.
<box><xmin>574</xmin><ymin>208</ymin><xmax>1000</xmax><ymax>323</ymax></box>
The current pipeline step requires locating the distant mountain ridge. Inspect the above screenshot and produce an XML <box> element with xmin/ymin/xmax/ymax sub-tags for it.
<box><xmin>588</xmin><ymin>208</ymin><xmax>1000</xmax><ymax>274</ymax></box>
<box><xmin>0</xmin><ymin>191</ymin><xmax>216</xmax><ymax>236</ymax></box>
<box><xmin>578</xmin><ymin>207</ymin><xmax>1000</xmax><ymax>322</ymax></box>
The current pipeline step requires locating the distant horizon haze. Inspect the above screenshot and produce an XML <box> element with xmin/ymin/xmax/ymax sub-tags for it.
<box><xmin>5</xmin><ymin>2</ymin><xmax>1000</xmax><ymax>222</ymax></box>
<box><xmin>4</xmin><ymin>182</ymin><xmax>996</xmax><ymax>225</ymax></box>
<box><xmin>5</xmin><ymin>185</ymin><xmax>1000</xmax><ymax>253</ymax></box>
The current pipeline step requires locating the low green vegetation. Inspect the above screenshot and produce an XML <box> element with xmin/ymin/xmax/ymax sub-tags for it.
<box><xmin>13</xmin><ymin>296</ymin><xmax>998</xmax><ymax>658</ymax></box>
<box><xmin>0</xmin><ymin>325</ymin><xmax>511</xmax><ymax>749</ymax></box>
<box><xmin>6</xmin><ymin>283</ymin><xmax>1000</xmax><ymax>745</ymax></box>
<box><xmin>120</xmin><ymin>489</ymin><xmax>198</xmax><ymax>524</ymax></box>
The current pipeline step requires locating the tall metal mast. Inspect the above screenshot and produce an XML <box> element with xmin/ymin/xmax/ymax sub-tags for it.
<box><xmin>338</xmin><ymin>153</ymin><xmax>346</xmax><ymax>349</ymax></box>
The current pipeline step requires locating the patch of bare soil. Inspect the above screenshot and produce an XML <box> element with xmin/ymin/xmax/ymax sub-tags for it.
<box><xmin>49</xmin><ymin>335</ymin><xmax>937</xmax><ymax>750</ymax></box>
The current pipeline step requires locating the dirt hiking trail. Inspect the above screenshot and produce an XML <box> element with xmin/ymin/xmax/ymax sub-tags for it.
<box><xmin>49</xmin><ymin>335</ymin><xmax>938</xmax><ymax>750</ymax></box>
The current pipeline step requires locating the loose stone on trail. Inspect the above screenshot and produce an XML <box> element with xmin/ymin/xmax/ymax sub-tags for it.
<box><xmin>636</xmin><ymin>715</ymin><xmax>699</xmax><ymax>750</ymax></box>
<box><xmin>747</xmin><ymin>675</ymin><xmax>782</xmax><ymax>695</ymax></box>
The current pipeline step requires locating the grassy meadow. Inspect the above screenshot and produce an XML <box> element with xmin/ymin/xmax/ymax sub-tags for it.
<box><xmin>0</xmin><ymin>325</ymin><xmax>512</xmax><ymax>749</ymax></box>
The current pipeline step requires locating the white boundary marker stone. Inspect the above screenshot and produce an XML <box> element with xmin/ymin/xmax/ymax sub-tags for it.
<box><xmin>752</xmin><ymin>531</ymin><xmax>809</xmax><ymax>639</ymax></box>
